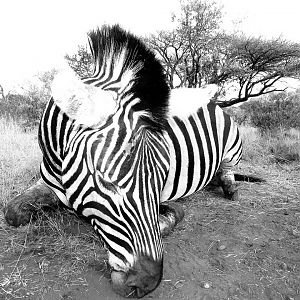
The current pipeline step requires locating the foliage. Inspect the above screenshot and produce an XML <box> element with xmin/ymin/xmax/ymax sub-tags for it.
<box><xmin>57</xmin><ymin>0</ymin><xmax>300</xmax><ymax>107</ymax></box>
<box><xmin>214</xmin><ymin>35</ymin><xmax>300</xmax><ymax>107</ymax></box>
<box><xmin>241</xmin><ymin>91</ymin><xmax>300</xmax><ymax>132</ymax></box>
<box><xmin>0</xmin><ymin>93</ymin><xmax>42</xmax><ymax>127</ymax></box>
<box><xmin>65</xmin><ymin>45</ymin><xmax>93</xmax><ymax>77</ymax></box>
<box><xmin>230</xmin><ymin>90</ymin><xmax>300</xmax><ymax>164</ymax></box>
<box><xmin>224</xmin><ymin>106</ymin><xmax>248</xmax><ymax>126</ymax></box>
<box><xmin>145</xmin><ymin>0</ymin><xmax>300</xmax><ymax>106</ymax></box>
<box><xmin>145</xmin><ymin>0</ymin><xmax>223</xmax><ymax>88</ymax></box>
<box><xmin>0</xmin><ymin>69</ymin><xmax>56</xmax><ymax>129</ymax></box>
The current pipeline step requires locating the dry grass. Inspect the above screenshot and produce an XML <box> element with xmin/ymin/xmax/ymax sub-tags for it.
<box><xmin>0</xmin><ymin>117</ymin><xmax>41</xmax><ymax>208</ymax></box>
<box><xmin>239</xmin><ymin>125</ymin><xmax>300</xmax><ymax>166</ymax></box>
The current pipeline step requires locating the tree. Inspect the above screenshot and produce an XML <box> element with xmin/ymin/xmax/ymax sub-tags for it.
<box><xmin>58</xmin><ymin>0</ymin><xmax>300</xmax><ymax>107</ymax></box>
<box><xmin>214</xmin><ymin>35</ymin><xmax>300</xmax><ymax>107</ymax></box>
<box><xmin>146</xmin><ymin>0</ymin><xmax>300</xmax><ymax>106</ymax></box>
<box><xmin>65</xmin><ymin>45</ymin><xmax>93</xmax><ymax>77</ymax></box>
<box><xmin>146</xmin><ymin>0</ymin><xmax>223</xmax><ymax>88</ymax></box>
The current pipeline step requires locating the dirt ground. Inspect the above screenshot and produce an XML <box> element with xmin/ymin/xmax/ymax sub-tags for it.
<box><xmin>1</xmin><ymin>162</ymin><xmax>300</xmax><ymax>300</ymax></box>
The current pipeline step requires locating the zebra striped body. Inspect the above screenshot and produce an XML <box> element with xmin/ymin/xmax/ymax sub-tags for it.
<box><xmin>162</xmin><ymin>103</ymin><xmax>241</xmax><ymax>201</ymax></box>
<box><xmin>38</xmin><ymin>25</ymin><xmax>242</xmax><ymax>297</ymax></box>
<box><xmin>39</xmin><ymin>99</ymin><xmax>241</xmax><ymax>204</ymax></box>
<box><xmin>39</xmin><ymin>96</ymin><xmax>241</xmax><ymax>266</ymax></box>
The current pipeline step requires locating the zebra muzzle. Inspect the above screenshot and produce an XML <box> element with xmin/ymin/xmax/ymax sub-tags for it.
<box><xmin>110</xmin><ymin>255</ymin><xmax>163</xmax><ymax>298</ymax></box>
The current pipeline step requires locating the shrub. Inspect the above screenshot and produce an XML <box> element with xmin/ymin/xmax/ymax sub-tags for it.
<box><xmin>241</xmin><ymin>92</ymin><xmax>300</xmax><ymax>133</ymax></box>
<box><xmin>0</xmin><ymin>69</ymin><xmax>56</xmax><ymax>130</ymax></box>
<box><xmin>224</xmin><ymin>106</ymin><xmax>249</xmax><ymax>125</ymax></box>
<box><xmin>0</xmin><ymin>94</ymin><xmax>46</xmax><ymax>129</ymax></box>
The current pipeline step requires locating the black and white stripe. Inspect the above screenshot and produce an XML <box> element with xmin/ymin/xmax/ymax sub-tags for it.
<box><xmin>38</xmin><ymin>25</ymin><xmax>242</xmax><ymax>272</ymax></box>
<box><xmin>162</xmin><ymin>103</ymin><xmax>242</xmax><ymax>201</ymax></box>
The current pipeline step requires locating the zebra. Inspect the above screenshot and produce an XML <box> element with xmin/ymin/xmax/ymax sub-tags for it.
<box><xmin>4</xmin><ymin>25</ymin><xmax>242</xmax><ymax>298</ymax></box>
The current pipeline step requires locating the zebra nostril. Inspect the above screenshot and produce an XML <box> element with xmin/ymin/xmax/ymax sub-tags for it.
<box><xmin>110</xmin><ymin>258</ymin><xmax>162</xmax><ymax>298</ymax></box>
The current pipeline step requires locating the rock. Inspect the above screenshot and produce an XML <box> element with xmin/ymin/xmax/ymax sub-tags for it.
<box><xmin>218</xmin><ymin>244</ymin><xmax>227</xmax><ymax>251</ymax></box>
<box><xmin>200</xmin><ymin>282</ymin><xmax>210</xmax><ymax>289</ymax></box>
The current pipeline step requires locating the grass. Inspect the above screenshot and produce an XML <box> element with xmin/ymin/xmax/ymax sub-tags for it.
<box><xmin>239</xmin><ymin>125</ymin><xmax>300</xmax><ymax>166</ymax></box>
<box><xmin>0</xmin><ymin>117</ymin><xmax>41</xmax><ymax>209</ymax></box>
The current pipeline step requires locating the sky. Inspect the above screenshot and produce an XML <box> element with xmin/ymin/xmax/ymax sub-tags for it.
<box><xmin>0</xmin><ymin>0</ymin><xmax>300</xmax><ymax>91</ymax></box>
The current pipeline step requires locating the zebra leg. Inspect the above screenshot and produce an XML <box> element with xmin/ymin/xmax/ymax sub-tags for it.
<box><xmin>4</xmin><ymin>179</ymin><xmax>59</xmax><ymax>227</ymax></box>
<box><xmin>159</xmin><ymin>203</ymin><xmax>185</xmax><ymax>237</ymax></box>
<box><xmin>216</xmin><ymin>169</ymin><xmax>239</xmax><ymax>201</ymax></box>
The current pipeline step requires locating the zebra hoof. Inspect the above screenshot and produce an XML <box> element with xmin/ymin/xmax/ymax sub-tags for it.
<box><xmin>4</xmin><ymin>179</ymin><xmax>58</xmax><ymax>227</ymax></box>
<box><xmin>4</xmin><ymin>194</ymin><xmax>35</xmax><ymax>227</ymax></box>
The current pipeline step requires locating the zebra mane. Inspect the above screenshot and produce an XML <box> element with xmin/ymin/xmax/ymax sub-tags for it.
<box><xmin>87</xmin><ymin>25</ymin><xmax>170</xmax><ymax>129</ymax></box>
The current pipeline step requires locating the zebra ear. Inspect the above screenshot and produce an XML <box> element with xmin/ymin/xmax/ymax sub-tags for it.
<box><xmin>51</xmin><ymin>67</ymin><xmax>116</xmax><ymax>127</ymax></box>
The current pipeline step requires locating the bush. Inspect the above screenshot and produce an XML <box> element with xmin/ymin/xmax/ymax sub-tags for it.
<box><xmin>0</xmin><ymin>69</ymin><xmax>56</xmax><ymax>130</ymax></box>
<box><xmin>224</xmin><ymin>106</ymin><xmax>249</xmax><ymax>125</ymax></box>
<box><xmin>0</xmin><ymin>94</ymin><xmax>46</xmax><ymax>129</ymax></box>
<box><xmin>241</xmin><ymin>92</ymin><xmax>300</xmax><ymax>133</ymax></box>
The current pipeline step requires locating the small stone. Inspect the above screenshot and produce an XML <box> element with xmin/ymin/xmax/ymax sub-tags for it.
<box><xmin>279</xmin><ymin>262</ymin><xmax>288</xmax><ymax>271</ymax></box>
<box><xmin>292</xmin><ymin>229</ymin><xmax>300</xmax><ymax>237</ymax></box>
<box><xmin>201</xmin><ymin>282</ymin><xmax>210</xmax><ymax>289</ymax></box>
<box><xmin>218</xmin><ymin>244</ymin><xmax>227</xmax><ymax>251</ymax></box>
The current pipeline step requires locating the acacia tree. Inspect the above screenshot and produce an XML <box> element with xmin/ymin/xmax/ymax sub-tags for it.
<box><xmin>146</xmin><ymin>0</ymin><xmax>300</xmax><ymax>106</ymax></box>
<box><xmin>62</xmin><ymin>0</ymin><xmax>300</xmax><ymax>107</ymax></box>
<box><xmin>146</xmin><ymin>0</ymin><xmax>223</xmax><ymax>88</ymax></box>
<box><xmin>213</xmin><ymin>35</ymin><xmax>300</xmax><ymax>107</ymax></box>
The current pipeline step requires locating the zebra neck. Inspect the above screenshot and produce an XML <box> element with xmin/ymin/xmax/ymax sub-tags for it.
<box><xmin>106</xmin><ymin>128</ymin><xmax>170</xmax><ymax>191</ymax></box>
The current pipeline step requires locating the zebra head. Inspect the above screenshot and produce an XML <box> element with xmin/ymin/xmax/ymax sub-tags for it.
<box><xmin>52</xmin><ymin>25</ymin><xmax>170</xmax><ymax>297</ymax></box>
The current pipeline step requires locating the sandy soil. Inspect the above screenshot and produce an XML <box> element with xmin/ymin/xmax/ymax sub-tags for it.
<box><xmin>1</xmin><ymin>163</ymin><xmax>299</xmax><ymax>300</ymax></box>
